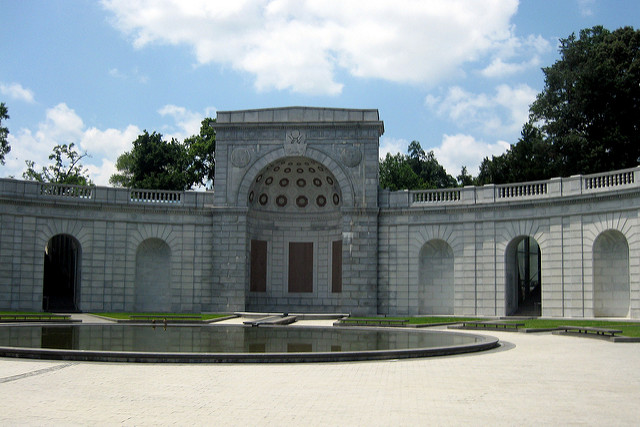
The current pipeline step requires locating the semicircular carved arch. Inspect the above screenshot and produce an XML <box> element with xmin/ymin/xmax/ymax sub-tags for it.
<box><xmin>36</xmin><ymin>220</ymin><xmax>92</xmax><ymax>253</ymax></box>
<box><xmin>236</xmin><ymin>146</ymin><xmax>355</xmax><ymax>209</ymax></box>
<box><xmin>582</xmin><ymin>212</ymin><xmax>634</xmax><ymax>249</ymax></box>
<box><xmin>495</xmin><ymin>220</ymin><xmax>549</xmax><ymax>256</ymax></box>
<box><xmin>127</xmin><ymin>224</ymin><xmax>180</xmax><ymax>256</ymax></box>
<box><xmin>409</xmin><ymin>224</ymin><xmax>463</xmax><ymax>256</ymax></box>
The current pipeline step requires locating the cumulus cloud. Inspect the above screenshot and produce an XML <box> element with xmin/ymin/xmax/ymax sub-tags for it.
<box><xmin>3</xmin><ymin>103</ymin><xmax>141</xmax><ymax>186</ymax></box>
<box><xmin>0</xmin><ymin>82</ymin><xmax>35</xmax><ymax>103</ymax></box>
<box><xmin>426</xmin><ymin>83</ymin><xmax>537</xmax><ymax>138</ymax></box>
<box><xmin>480</xmin><ymin>33</ymin><xmax>550</xmax><ymax>78</ymax></box>
<box><xmin>2</xmin><ymin>103</ymin><xmax>215</xmax><ymax>186</ymax></box>
<box><xmin>578</xmin><ymin>0</ymin><xmax>595</xmax><ymax>17</ymax></box>
<box><xmin>379</xmin><ymin>137</ymin><xmax>409</xmax><ymax>160</ymax></box>
<box><xmin>158</xmin><ymin>104</ymin><xmax>216</xmax><ymax>141</ymax></box>
<box><xmin>102</xmin><ymin>0</ymin><xmax>520</xmax><ymax>94</ymax></box>
<box><xmin>432</xmin><ymin>133</ymin><xmax>510</xmax><ymax>177</ymax></box>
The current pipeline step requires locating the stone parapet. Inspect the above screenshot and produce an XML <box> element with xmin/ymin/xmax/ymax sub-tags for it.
<box><xmin>0</xmin><ymin>178</ymin><xmax>215</xmax><ymax>209</ymax></box>
<box><xmin>380</xmin><ymin>166</ymin><xmax>640</xmax><ymax>209</ymax></box>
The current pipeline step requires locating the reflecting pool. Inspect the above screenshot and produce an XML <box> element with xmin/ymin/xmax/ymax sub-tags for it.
<box><xmin>0</xmin><ymin>324</ymin><xmax>499</xmax><ymax>363</ymax></box>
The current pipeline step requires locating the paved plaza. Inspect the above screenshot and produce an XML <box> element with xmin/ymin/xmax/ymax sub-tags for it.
<box><xmin>0</xmin><ymin>318</ymin><xmax>638</xmax><ymax>426</ymax></box>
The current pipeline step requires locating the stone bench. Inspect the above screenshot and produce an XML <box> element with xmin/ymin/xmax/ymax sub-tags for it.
<box><xmin>556</xmin><ymin>325</ymin><xmax>622</xmax><ymax>338</ymax></box>
<box><xmin>340</xmin><ymin>318</ymin><xmax>409</xmax><ymax>327</ymax></box>
<box><xmin>0</xmin><ymin>314</ymin><xmax>72</xmax><ymax>323</ymax></box>
<box><xmin>128</xmin><ymin>315</ymin><xmax>202</xmax><ymax>324</ymax></box>
<box><xmin>460</xmin><ymin>321</ymin><xmax>524</xmax><ymax>331</ymax></box>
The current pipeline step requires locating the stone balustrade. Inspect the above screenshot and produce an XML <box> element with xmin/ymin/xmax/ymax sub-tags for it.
<box><xmin>0</xmin><ymin>179</ymin><xmax>214</xmax><ymax>209</ymax></box>
<box><xmin>380</xmin><ymin>166</ymin><xmax>640</xmax><ymax>208</ymax></box>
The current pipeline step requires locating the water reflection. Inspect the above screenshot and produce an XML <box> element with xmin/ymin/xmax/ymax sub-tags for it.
<box><xmin>0</xmin><ymin>325</ymin><xmax>482</xmax><ymax>354</ymax></box>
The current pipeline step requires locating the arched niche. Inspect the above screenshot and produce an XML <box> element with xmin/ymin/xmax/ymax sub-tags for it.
<box><xmin>593</xmin><ymin>230</ymin><xmax>629</xmax><ymax>317</ymax></box>
<box><xmin>418</xmin><ymin>239</ymin><xmax>454</xmax><ymax>315</ymax></box>
<box><xmin>135</xmin><ymin>238</ymin><xmax>172</xmax><ymax>312</ymax></box>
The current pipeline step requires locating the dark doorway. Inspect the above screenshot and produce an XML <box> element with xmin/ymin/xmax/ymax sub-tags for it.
<box><xmin>43</xmin><ymin>235</ymin><xmax>80</xmax><ymax>312</ymax></box>
<box><xmin>507</xmin><ymin>237</ymin><xmax>541</xmax><ymax>316</ymax></box>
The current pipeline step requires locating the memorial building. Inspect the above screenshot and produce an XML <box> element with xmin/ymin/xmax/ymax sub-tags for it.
<box><xmin>0</xmin><ymin>107</ymin><xmax>638</xmax><ymax>318</ymax></box>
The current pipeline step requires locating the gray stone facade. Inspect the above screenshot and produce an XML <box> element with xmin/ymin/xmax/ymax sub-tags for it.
<box><xmin>0</xmin><ymin>106</ymin><xmax>639</xmax><ymax>318</ymax></box>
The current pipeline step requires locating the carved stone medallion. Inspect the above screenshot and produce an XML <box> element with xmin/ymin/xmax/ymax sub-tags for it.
<box><xmin>231</xmin><ymin>147</ymin><xmax>251</xmax><ymax>168</ymax></box>
<box><xmin>337</xmin><ymin>143</ymin><xmax>362</xmax><ymax>167</ymax></box>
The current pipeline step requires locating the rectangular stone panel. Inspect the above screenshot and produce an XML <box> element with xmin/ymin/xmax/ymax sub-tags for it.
<box><xmin>250</xmin><ymin>240</ymin><xmax>267</xmax><ymax>292</ymax></box>
<box><xmin>332</xmin><ymin>240</ymin><xmax>342</xmax><ymax>293</ymax></box>
<box><xmin>289</xmin><ymin>242</ymin><xmax>313</xmax><ymax>293</ymax></box>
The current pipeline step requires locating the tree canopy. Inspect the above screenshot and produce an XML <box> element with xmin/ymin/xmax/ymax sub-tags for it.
<box><xmin>379</xmin><ymin>141</ymin><xmax>457</xmax><ymax>190</ymax></box>
<box><xmin>109</xmin><ymin>118</ymin><xmax>216</xmax><ymax>190</ymax></box>
<box><xmin>23</xmin><ymin>143</ymin><xmax>93</xmax><ymax>186</ymax></box>
<box><xmin>478</xmin><ymin>25</ymin><xmax>640</xmax><ymax>184</ymax></box>
<box><xmin>0</xmin><ymin>102</ymin><xmax>9</xmax><ymax>165</ymax></box>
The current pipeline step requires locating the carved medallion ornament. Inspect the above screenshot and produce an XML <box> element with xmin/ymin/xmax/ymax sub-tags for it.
<box><xmin>231</xmin><ymin>147</ymin><xmax>251</xmax><ymax>168</ymax></box>
<box><xmin>284</xmin><ymin>130</ymin><xmax>307</xmax><ymax>156</ymax></box>
<box><xmin>336</xmin><ymin>143</ymin><xmax>362</xmax><ymax>167</ymax></box>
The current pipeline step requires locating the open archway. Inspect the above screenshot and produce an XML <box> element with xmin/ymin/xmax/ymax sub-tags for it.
<box><xmin>505</xmin><ymin>236</ymin><xmax>541</xmax><ymax>316</ymax></box>
<box><xmin>42</xmin><ymin>234</ymin><xmax>81</xmax><ymax>312</ymax></box>
<box><xmin>418</xmin><ymin>239</ymin><xmax>454</xmax><ymax>314</ymax></box>
<box><xmin>593</xmin><ymin>230</ymin><xmax>629</xmax><ymax>317</ymax></box>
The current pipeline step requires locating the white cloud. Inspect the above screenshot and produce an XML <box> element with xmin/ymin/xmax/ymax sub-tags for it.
<box><xmin>578</xmin><ymin>0</ymin><xmax>595</xmax><ymax>17</ymax></box>
<box><xmin>432</xmin><ymin>133</ymin><xmax>510</xmax><ymax>177</ymax></box>
<box><xmin>108</xmin><ymin>67</ymin><xmax>148</xmax><ymax>83</ymax></box>
<box><xmin>3</xmin><ymin>103</ymin><xmax>141</xmax><ymax>186</ymax></box>
<box><xmin>479</xmin><ymin>32</ymin><xmax>550</xmax><ymax>78</ymax></box>
<box><xmin>426</xmin><ymin>83</ymin><xmax>537</xmax><ymax>138</ymax></box>
<box><xmin>379</xmin><ymin>137</ymin><xmax>409</xmax><ymax>160</ymax></box>
<box><xmin>2</xmin><ymin>102</ymin><xmax>217</xmax><ymax>186</ymax></box>
<box><xmin>102</xmin><ymin>0</ymin><xmax>520</xmax><ymax>94</ymax></box>
<box><xmin>158</xmin><ymin>104</ymin><xmax>216</xmax><ymax>141</ymax></box>
<box><xmin>0</xmin><ymin>82</ymin><xmax>35</xmax><ymax>103</ymax></box>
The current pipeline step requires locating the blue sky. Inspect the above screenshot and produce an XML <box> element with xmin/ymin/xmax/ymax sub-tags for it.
<box><xmin>1</xmin><ymin>0</ymin><xmax>639</xmax><ymax>186</ymax></box>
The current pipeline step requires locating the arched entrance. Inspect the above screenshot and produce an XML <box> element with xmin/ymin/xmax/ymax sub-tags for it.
<box><xmin>505</xmin><ymin>236</ymin><xmax>541</xmax><ymax>316</ymax></box>
<box><xmin>593</xmin><ymin>230</ymin><xmax>629</xmax><ymax>317</ymax></box>
<box><xmin>418</xmin><ymin>239</ymin><xmax>454</xmax><ymax>314</ymax></box>
<box><xmin>246</xmin><ymin>156</ymin><xmax>343</xmax><ymax>312</ymax></box>
<box><xmin>135</xmin><ymin>238</ymin><xmax>172</xmax><ymax>312</ymax></box>
<box><xmin>42</xmin><ymin>234</ymin><xmax>81</xmax><ymax>312</ymax></box>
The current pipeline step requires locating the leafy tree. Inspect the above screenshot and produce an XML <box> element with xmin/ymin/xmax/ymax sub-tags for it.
<box><xmin>109</xmin><ymin>131</ymin><xmax>190</xmax><ymax>190</ymax></box>
<box><xmin>477</xmin><ymin>123</ymin><xmax>555</xmax><ymax>185</ymax></box>
<box><xmin>0</xmin><ymin>102</ymin><xmax>9</xmax><ymax>165</ymax></box>
<box><xmin>457</xmin><ymin>166</ymin><xmax>475</xmax><ymax>186</ymax></box>
<box><xmin>23</xmin><ymin>143</ymin><xmax>93</xmax><ymax>186</ymax></box>
<box><xmin>530</xmin><ymin>25</ymin><xmax>640</xmax><ymax>176</ymax></box>
<box><xmin>479</xmin><ymin>25</ymin><xmax>640</xmax><ymax>183</ymax></box>
<box><xmin>110</xmin><ymin>119</ymin><xmax>216</xmax><ymax>190</ymax></box>
<box><xmin>379</xmin><ymin>141</ymin><xmax>457</xmax><ymax>190</ymax></box>
<box><xmin>379</xmin><ymin>152</ymin><xmax>422</xmax><ymax>191</ymax></box>
<box><xmin>407</xmin><ymin>141</ymin><xmax>457</xmax><ymax>189</ymax></box>
<box><xmin>183</xmin><ymin>118</ymin><xmax>216</xmax><ymax>188</ymax></box>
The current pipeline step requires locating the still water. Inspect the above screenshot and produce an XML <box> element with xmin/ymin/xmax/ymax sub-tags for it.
<box><xmin>0</xmin><ymin>324</ymin><xmax>483</xmax><ymax>353</ymax></box>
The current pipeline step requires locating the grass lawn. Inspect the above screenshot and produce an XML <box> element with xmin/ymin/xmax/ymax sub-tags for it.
<box><xmin>347</xmin><ymin>316</ymin><xmax>484</xmax><ymax>325</ymax></box>
<box><xmin>92</xmin><ymin>313</ymin><xmax>230</xmax><ymax>321</ymax></box>
<box><xmin>348</xmin><ymin>316</ymin><xmax>640</xmax><ymax>337</ymax></box>
<box><xmin>504</xmin><ymin>318</ymin><xmax>640</xmax><ymax>338</ymax></box>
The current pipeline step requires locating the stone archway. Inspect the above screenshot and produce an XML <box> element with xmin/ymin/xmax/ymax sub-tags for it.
<box><xmin>593</xmin><ymin>230</ymin><xmax>629</xmax><ymax>317</ymax></box>
<box><xmin>43</xmin><ymin>234</ymin><xmax>81</xmax><ymax>312</ymax></box>
<box><xmin>505</xmin><ymin>236</ymin><xmax>541</xmax><ymax>316</ymax></box>
<box><xmin>418</xmin><ymin>239</ymin><xmax>454</xmax><ymax>315</ymax></box>
<box><xmin>246</xmin><ymin>156</ymin><xmax>343</xmax><ymax>312</ymax></box>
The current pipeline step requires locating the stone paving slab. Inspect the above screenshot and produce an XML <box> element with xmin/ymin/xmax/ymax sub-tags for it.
<box><xmin>0</xmin><ymin>329</ymin><xmax>638</xmax><ymax>425</ymax></box>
